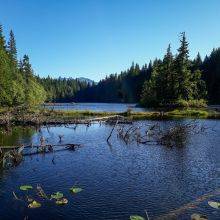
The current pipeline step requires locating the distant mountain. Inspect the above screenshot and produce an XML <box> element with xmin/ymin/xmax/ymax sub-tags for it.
<box><xmin>76</xmin><ymin>77</ymin><xmax>95</xmax><ymax>85</ymax></box>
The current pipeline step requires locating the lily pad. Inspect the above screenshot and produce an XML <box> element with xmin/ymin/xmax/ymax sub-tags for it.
<box><xmin>28</xmin><ymin>200</ymin><xmax>41</xmax><ymax>208</ymax></box>
<box><xmin>51</xmin><ymin>192</ymin><xmax>63</xmax><ymax>200</ymax></box>
<box><xmin>56</xmin><ymin>198</ymin><xmax>68</xmax><ymax>205</ymax></box>
<box><xmin>20</xmin><ymin>185</ymin><xmax>33</xmax><ymax>191</ymax></box>
<box><xmin>130</xmin><ymin>215</ymin><xmax>145</xmax><ymax>220</ymax></box>
<box><xmin>191</xmin><ymin>213</ymin><xmax>208</xmax><ymax>220</ymax></box>
<box><xmin>70</xmin><ymin>187</ymin><xmax>83</xmax><ymax>194</ymax></box>
<box><xmin>208</xmin><ymin>201</ymin><xmax>220</xmax><ymax>209</ymax></box>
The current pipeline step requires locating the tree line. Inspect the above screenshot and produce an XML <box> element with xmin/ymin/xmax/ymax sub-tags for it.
<box><xmin>76</xmin><ymin>33</ymin><xmax>220</xmax><ymax>107</ymax></box>
<box><xmin>37</xmin><ymin>76</ymin><xmax>88</xmax><ymax>103</ymax></box>
<box><xmin>0</xmin><ymin>23</ymin><xmax>219</xmax><ymax>108</ymax></box>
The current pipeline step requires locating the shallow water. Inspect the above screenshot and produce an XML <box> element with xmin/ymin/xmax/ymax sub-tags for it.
<box><xmin>0</xmin><ymin>119</ymin><xmax>220</xmax><ymax>220</ymax></box>
<box><xmin>44</xmin><ymin>102</ymin><xmax>146</xmax><ymax>112</ymax></box>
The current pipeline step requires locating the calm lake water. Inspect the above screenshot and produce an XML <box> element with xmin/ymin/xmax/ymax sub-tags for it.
<box><xmin>44</xmin><ymin>102</ymin><xmax>146</xmax><ymax>112</ymax></box>
<box><xmin>0</xmin><ymin>119</ymin><xmax>220</xmax><ymax>220</ymax></box>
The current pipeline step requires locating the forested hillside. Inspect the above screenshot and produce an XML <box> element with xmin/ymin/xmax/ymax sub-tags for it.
<box><xmin>75</xmin><ymin>62</ymin><xmax>152</xmax><ymax>103</ymax></box>
<box><xmin>37</xmin><ymin>76</ymin><xmax>89</xmax><ymax>102</ymax></box>
<box><xmin>0</xmin><ymin>24</ymin><xmax>46</xmax><ymax>107</ymax></box>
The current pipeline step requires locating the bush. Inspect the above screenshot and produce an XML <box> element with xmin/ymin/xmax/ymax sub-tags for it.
<box><xmin>174</xmin><ymin>99</ymin><xmax>207</xmax><ymax>108</ymax></box>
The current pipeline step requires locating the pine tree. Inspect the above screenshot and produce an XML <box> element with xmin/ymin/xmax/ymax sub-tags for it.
<box><xmin>175</xmin><ymin>32</ymin><xmax>192</xmax><ymax>100</ymax></box>
<box><xmin>7</xmin><ymin>30</ymin><xmax>17</xmax><ymax>63</ymax></box>
<box><xmin>192</xmin><ymin>52</ymin><xmax>202</xmax><ymax>72</ymax></box>
<box><xmin>21</xmin><ymin>55</ymin><xmax>33</xmax><ymax>81</ymax></box>
<box><xmin>159</xmin><ymin>44</ymin><xmax>174</xmax><ymax>103</ymax></box>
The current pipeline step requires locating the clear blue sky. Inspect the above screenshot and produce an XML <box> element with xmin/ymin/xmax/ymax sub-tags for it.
<box><xmin>0</xmin><ymin>0</ymin><xmax>219</xmax><ymax>81</ymax></box>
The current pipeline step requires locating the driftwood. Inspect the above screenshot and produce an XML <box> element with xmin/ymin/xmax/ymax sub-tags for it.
<box><xmin>0</xmin><ymin>148</ymin><xmax>23</xmax><ymax>168</ymax></box>
<box><xmin>0</xmin><ymin>110</ymin><xmax>132</xmax><ymax>126</ymax></box>
<box><xmin>0</xmin><ymin>143</ymin><xmax>82</xmax><ymax>168</ymax></box>
<box><xmin>154</xmin><ymin>188</ymin><xmax>220</xmax><ymax>220</ymax></box>
<box><xmin>0</xmin><ymin>143</ymin><xmax>81</xmax><ymax>150</ymax></box>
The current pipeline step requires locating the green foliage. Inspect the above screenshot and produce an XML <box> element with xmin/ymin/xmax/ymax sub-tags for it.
<box><xmin>28</xmin><ymin>200</ymin><xmax>41</xmax><ymax>208</ymax></box>
<box><xmin>38</xmin><ymin>76</ymin><xmax>88</xmax><ymax>102</ymax></box>
<box><xmin>20</xmin><ymin>185</ymin><xmax>33</xmax><ymax>191</ymax></box>
<box><xmin>75</xmin><ymin>62</ymin><xmax>153</xmax><ymax>103</ymax></box>
<box><xmin>202</xmin><ymin>48</ymin><xmax>220</xmax><ymax>104</ymax></box>
<box><xmin>75</xmin><ymin>33</ymin><xmax>219</xmax><ymax>106</ymax></box>
<box><xmin>130</xmin><ymin>215</ymin><xmax>145</xmax><ymax>220</ymax></box>
<box><xmin>69</xmin><ymin>187</ymin><xmax>83</xmax><ymax>193</ymax></box>
<box><xmin>174</xmin><ymin>99</ymin><xmax>207</xmax><ymax>108</ymax></box>
<box><xmin>51</xmin><ymin>192</ymin><xmax>64</xmax><ymax>200</ymax></box>
<box><xmin>55</xmin><ymin>198</ymin><xmax>68</xmax><ymax>205</ymax></box>
<box><xmin>208</xmin><ymin>201</ymin><xmax>220</xmax><ymax>209</ymax></box>
<box><xmin>141</xmin><ymin>33</ymin><xmax>207</xmax><ymax>107</ymax></box>
<box><xmin>168</xmin><ymin>109</ymin><xmax>209</xmax><ymax>117</ymax></box>
<box><xmin>0</xmin><ymin>24</ymin><xmax>46</xmax><ymax>107</ymax></box>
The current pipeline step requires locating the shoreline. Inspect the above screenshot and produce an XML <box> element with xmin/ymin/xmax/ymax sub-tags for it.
<box><xmin>0</xmin><ymin>107</ymin><xmax>220</xmax><ymax>127</ymax></box>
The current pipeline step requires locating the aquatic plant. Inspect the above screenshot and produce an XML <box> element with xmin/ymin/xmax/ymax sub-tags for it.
<box><xmin>19</xmin><ymin>185</ymin><xmax>33</xmax><ymax>191</ymax></box>
<box><xmin>208</xmin><ymin>201</ymin><xmax>220</xmax><ymax>209</ymax></box>
<box><xmin>191</xmin><ymin>213</ymin><xmax>208</xmax><ymax>220</ymax></box>
<box><xmin>70</xmin><ymin>187</ymin><xmax>83</xmax><ymax>194</ymax></box>
<box><xmin>51</xmin><ymin>192</ymin><xmax>63</xmax><ymax>200</ymax></box>
<box><xmin>28</xmin><ymin>200</ymin><xmax>41</xmax><ymax>208</ymax></box>
<box><xmin>130</xmin><ymin>215</ymin><xmax>145</xmax><ymax>220</ymax></box>
<box><xmin>55</xmin><ymin>198</ymin><xmax>68</xmax><ymax>205</ymax></box>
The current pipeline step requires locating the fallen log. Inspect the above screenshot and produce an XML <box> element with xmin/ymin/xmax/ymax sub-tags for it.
<box><xmin>0</xmin><ymin>113</ymin><xmax>132</xmax><ymax>126</ymax></box>
<box><xmin>0</xmin><ymin>143</ymin><xmax>82</xmax><ymax>150</ymax></box>
<box><xmin>0</xmin><ymin>143</ymin><xmax>83</xmax><ymax>168</ymax></box>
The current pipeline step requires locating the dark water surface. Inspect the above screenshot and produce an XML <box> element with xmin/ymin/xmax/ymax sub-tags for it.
<box><xmin>0</xmin><ymin>120</ymin><xmax>220</xmax><ymax>220</ymax></box>
<box><xmin>44</xmin><ymin>102</ymin><xmax>146</xmax><ymax>112</ymax></box>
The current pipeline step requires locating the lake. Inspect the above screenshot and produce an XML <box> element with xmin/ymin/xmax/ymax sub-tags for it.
<box><xmin>44</xmin><ymin>102</ymin><xmax>146</xmax><ymax>112</ymax></box>
<box><xmin>0</xmin><ymin>119</ymin><xmax>220</xmax><ymax>219</ymax></box>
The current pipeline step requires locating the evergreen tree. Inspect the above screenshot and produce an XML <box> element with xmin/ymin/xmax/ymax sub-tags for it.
<box><xmin>175</xmin><ymin>32</ymin><xmax>192</xmax><ymax>100</ymax></box>
<box><xmin>7</xmin><ymin>30</ymin><xmax>17</xmax><ymax>63</ymax></box>
<box><xmin>158</xmin><ymin>44</ymin><xmax>174</xmax><ymax>103</ymax></box>
<box><xmin>202</xmin><ymin>48</ymin><xmax>220</xmax><ymax>104</ymax></box>
<box><xmin>20</xmin><ymin>55</ymin><xmax>46</xmax><ymax>106</ymax></box>
<box><xmin>21</xmin><ymin>55</ymin><xmax>33</xmax><ymax>81</ymax></box>
<box><xmin>141</xmin><ymin>33</ymin><xmax>207</xmax><ymax>107</ymax></box>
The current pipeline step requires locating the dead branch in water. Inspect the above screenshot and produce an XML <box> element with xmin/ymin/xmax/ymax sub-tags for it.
<box><xmin>107</xmin><ymin>120</ymin><xmax>118</xmax><ymax>143</ymax></box>
<box><xmin>115</xmin><ymin>121</ymin><xmax>208</xmax><ymax>147</ymax></box>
